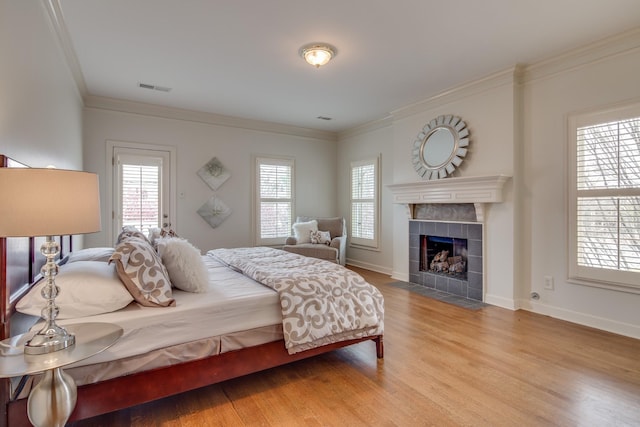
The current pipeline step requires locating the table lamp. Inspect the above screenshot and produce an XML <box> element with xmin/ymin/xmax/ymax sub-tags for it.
<box><xmin>0</xmin><ymin>168</ymin><xmax>101</xmax><ymax>354</ymax></box>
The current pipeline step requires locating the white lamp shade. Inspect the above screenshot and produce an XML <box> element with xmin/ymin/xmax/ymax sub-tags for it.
<box><xmin>0</xmin><ymin>168</ymin><xmax>101</xmax><ymax>237</ymax></box>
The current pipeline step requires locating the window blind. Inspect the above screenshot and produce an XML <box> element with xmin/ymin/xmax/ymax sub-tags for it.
<box><xmin>351</xmin><ymin>162</ymin><xmax>376</xmax><ymax>240</ymax></box>
<box><xmin>121</xmin><ymin>164</ymin><xmax>160</xmax><ymax>235</ymax></box>
<box><xmin>258</xmin><ymin>161</ymin><xmax>292</xmax><ymax>240</ymax></box>
<box><xmin>576</xmin><ymin>118</ymin><xmax>640</xmax><ymax>273</ymax></box>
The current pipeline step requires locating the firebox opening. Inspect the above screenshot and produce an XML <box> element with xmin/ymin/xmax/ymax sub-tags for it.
<box><xmin>420</xmin><ymin>235</ymin><xmax>468</xmax><ymax>280</ymax></box>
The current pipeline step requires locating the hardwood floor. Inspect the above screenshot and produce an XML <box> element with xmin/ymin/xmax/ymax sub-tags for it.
<box><xmin>70</xmin><ymin>267</ymin><xmax>640</xmax><ymax>426</ymax></box>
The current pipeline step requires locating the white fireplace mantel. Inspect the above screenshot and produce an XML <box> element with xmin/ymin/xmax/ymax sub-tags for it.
<box><xmin>387</xmin><ymin>175</ymin><xmax>511</xmax><ymax>222</ymax></box>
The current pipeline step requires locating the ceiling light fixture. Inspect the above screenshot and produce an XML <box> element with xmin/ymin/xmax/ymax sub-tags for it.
<box><xmin>299</xmin><ymin>43</ymin><xmax>336</xmax><ymax>68</ymax></box>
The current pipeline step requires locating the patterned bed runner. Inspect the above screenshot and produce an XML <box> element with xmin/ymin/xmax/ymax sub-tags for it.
<box><xmin>208</xmin><ymin>247</ymin><xmax>384</xmax><ymax>354</ymax></box>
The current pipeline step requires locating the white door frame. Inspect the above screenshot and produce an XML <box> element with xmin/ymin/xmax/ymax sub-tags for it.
<box><xmin>106</xmin><ymin>140</ymin><xmax>177</xmax><ymax>246</ymax></box>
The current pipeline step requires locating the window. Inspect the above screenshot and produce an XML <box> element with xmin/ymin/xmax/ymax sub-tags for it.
<box><xmin>351</xmin><ymin>156</ymin><xmax>380</xmax><ymax>249</ymax></box>
<box><xmin>255</xmin><ymin>157</ymin><xmax>294</xmax><ymax>246</ymax></box>
<box><xmin>568</xmin><ymin>105</ymin><xmax>640</xmax><ymax>292</ymax></box>
<box><xmin>119</xmin><ymin>159</ymin><xmax>161</xmax><ymax>235</ymax></box>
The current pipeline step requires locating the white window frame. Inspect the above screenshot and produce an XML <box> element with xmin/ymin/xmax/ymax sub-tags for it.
<box><xmin>254</xmin><ymin>156</ymin><xmax>295</xmax><ymax>246</ymax></box>
<box><xmin>567</xmin><ymin>102</ymin><xmax>640</xmax><ymax>294</ymax></box>
<box><xmin>106</xmin><ymin>141</ymin><xmax>176</xmax><ymax>246</ymax></box>
<box><xmin>350</xmin><ymin>156</ymin><xmax>380</xmax><ymax>250</ymax></box>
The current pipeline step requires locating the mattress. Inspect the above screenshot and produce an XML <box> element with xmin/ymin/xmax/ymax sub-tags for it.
<box><xmin>48</xmin><ymin>256</ymin><xmax>282</xmax><ymax>368</ymax></box>
<box><xmin>11</xmin><ymin>257</ymin><xmax>284</xmax><ymax>397</ymax></box>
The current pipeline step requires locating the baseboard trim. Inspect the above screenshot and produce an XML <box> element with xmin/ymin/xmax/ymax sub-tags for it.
<box><xmin>346</xmin><ymin>259</ymin><xmax>393</xmax><ymax>276</ymax></box>
<box><xmin>484</xmin><ymin>294</ymin><xmax>518</xmax><ymax>310</ymax></box>
<box><xmin>390</xmin><ymin>271</ymin><xmax>409</xmax><ymax>282</ymax></box>
<box><xmin>518</xmin><ymin>299</ymin><xmax>640</xmax><ymax>340</ymax></box>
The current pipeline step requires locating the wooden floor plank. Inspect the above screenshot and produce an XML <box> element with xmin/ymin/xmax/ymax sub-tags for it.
<box><xmin>68</xmin><ymin>267</ymin><xmax>640</xmax><ymax>426</ymax></box>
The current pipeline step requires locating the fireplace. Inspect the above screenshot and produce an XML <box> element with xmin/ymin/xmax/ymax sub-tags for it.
<box><xmin>389</xmin><ymin>175</ymin><xmax>509</xmax><ymax>303</ymax></box>
<box><xmin>410</xmin><ymin>220</ymin><xmax>483</xmax><ymax>301</ymax></box>
<box><xmin>420</xmin><ymin>235</ymin><xmax>468</xmax><ymax>280</ymax></box>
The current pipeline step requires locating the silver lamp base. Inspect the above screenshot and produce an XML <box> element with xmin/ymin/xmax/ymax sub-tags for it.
<box><xmin>24</xmin><ymin>329</ymin><xmax>75</xmax><ymax>355</ymax></box>
<box><xmin>24</xmin><ymin>236</ymin><xmax>76</xmax><ymax>355</ymax></box>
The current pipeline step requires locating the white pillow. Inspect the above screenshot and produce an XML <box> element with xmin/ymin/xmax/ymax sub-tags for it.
<box><xmin>16</xmin><ymin>261</ymin><xmax>133</xmax><ymax>319</ymax></box>
<box><xmin>67</xmin><ymin>247</ymin><xmax>114</xmax><ymax>263</ymax></box>
<box><xmin>155</xmin><ymin>237</ymin><xmax>209</xmax><ymax>293</ymax></box>
<box><xmin>292</xmin><ymin>220</ymin><xmax>318</xmax><ymax>244</ymax></box>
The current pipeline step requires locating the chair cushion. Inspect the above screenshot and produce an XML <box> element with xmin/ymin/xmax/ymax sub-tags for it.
<box><xmin>282</xmin><ymin>244</ymin><xmax>338</xmax><ymax>262</ymax></box>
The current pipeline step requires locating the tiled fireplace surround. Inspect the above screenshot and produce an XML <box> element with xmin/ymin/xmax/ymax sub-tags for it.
<box><xmin>409</xmin><ymin>218</ymin><xmax>483</xmax><ymax>301</ymax></box>
<box><xmin>389</xmin><ymin>175</ymin><xmax>510</xmax><ymax>303</ymax></box>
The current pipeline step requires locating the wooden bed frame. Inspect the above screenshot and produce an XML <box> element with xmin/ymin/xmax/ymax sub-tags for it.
<box><xmin>0</xmin><ymin>154</ymin><xmax>384</xmax><ymax>426</ymax></box>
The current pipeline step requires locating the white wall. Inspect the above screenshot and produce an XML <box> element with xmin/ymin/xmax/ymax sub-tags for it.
<box><xmin>337</xmin><ymin>71</ymin><xmax>520</xmax><ymax>295</ymax></box>
<box><xmin>0</xmin><ymin>1</ymin><xmax>84</xmax><ymax>249</ymax></box>
<box><xmin>0</xmin><ymin>1</ymin><xmax>83</xmax><ymax>169</ymax></box>
<box><xmin>338</xmin><ymin>30</ymin><xmax>640</xmax><ymax>338</ymax></box>
<box><xmin>521</xmin><ymin>30</ymin><xmax>640</xmax><ymax>337</ymax></box>
<box><xmin>388</xmin><ymin>70</ymin><xmax>519</xmax><ymax>308</ymax></box>
<box><xmin>82</xmin><ymin>107</ymin><xmax>337</xmax><ymax>253</ymax></box>
<box><xmin>337</xmin><ymin>120</ymin><xmax>395</xmax><ymax>274</ymax></box>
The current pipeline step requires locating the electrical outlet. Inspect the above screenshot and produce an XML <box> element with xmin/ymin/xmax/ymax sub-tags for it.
<box><xmin>544</xmin><ymin>276</ymin><xmax>554</xmax><ymax>290</ymax></box>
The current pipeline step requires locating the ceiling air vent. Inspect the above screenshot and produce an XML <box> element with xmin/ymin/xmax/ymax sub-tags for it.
<box><xmin>138</xmin><ymin>82</ymin><xmax>172</xmax><ymax>92</ymax></box>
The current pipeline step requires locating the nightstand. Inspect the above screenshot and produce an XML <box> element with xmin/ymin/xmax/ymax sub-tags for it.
<box><xmin>0</xmin><ymin>322</ymin><xmax>123</xmax><ymax>427</ymax></box>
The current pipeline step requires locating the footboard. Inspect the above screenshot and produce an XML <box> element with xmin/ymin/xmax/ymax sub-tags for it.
<box><xmin>7</xmin><ymin>335</ymin><xmax>383</xmax><ymax>425</ymax></box>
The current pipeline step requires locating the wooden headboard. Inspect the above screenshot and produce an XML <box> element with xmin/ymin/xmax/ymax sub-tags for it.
<box><xmin>0</xmin><ymin>155</ymin><xmax>72</xmax><ymax>340</ymax></box>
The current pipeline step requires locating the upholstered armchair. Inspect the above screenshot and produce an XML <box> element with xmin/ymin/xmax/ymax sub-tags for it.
<box><xmin>282</xmin><ymin>216</ymin><xmax>347</xmax><ymax>265</ymax></box>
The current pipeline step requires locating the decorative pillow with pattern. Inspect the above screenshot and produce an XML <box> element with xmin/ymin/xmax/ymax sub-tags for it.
<box><xmin>116</xmin><ymin>225</ymin><xmax>150</xmax><ymax>244</ymax></box>
<box><xmin>148</xmin><ymin>227</ymin><xmax>180</xmax><ymax>247</ymax></box>
<box><xmin>161</xmin><ymin>228</ymin><xmax>179</xmax><ymax>238</ymax></box>
<box><xmin>310</xmin><ymin>230</ymin><xmax>331</xmax><ymax>245</ymax></box>
<box><xmin>109</xmin><ymin>236</ymin><xmax>175</xmax><ymax>307</ymax></box>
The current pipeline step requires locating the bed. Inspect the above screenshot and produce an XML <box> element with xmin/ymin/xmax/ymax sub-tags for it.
<box><xmin>0</xmin><ymin>155</ymin><xmax>384</xmax><ymax>426</ymax></box>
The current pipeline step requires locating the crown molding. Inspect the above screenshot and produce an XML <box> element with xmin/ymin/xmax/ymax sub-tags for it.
<box><xmin>43</xmin><ymin>0</ymin><xmax>88</xmax><ymax>98</ymax></box>
<box><xmin>523</xmin><ymin>27</ymin><xmax>640</xmax><ymax>84</ymax></box>
<box><xmin>358</xmin><ymin>28</ymin><xmax>640</xmax><ymax>129</ymax></box>
<box><xmin>390</xmin><ymin>67</ymin><xmax>518</xmax><ymax>122</ymax></box>
<box><xmin>338</xmin><ymin>115</ymin><xmax>393</xmax><ymax>140</ymax></box>
<box><xmin>84</xmin><ymin>95</ymin><xmax>337</xmax><ymax>141</ymax></box>
<box><xmin>42</xmin><ymin>0</ymin><xmax>335</xmax><ymax>141</ymax></box>
<box><xmin>41</xmin><ymin>0</ymin><xmax>640</xmax><ymax>140</ymax></box>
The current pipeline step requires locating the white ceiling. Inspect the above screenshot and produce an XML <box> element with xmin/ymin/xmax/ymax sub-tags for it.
<box><xmin>56</xmin><ymin>0</ymin><xmax>640</xmax><ymax>133</ymax></box>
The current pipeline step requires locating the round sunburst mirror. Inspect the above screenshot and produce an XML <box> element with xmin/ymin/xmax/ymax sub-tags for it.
<box><xmin>411</xmin><ymin>115</ymin><xmax>470</xmax><ymax>180</ymax></box>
